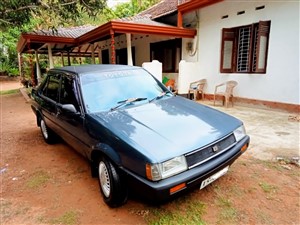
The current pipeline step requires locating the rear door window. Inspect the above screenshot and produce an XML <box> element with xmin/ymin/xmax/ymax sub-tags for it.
<box><xmin>41</xmin><ymin>73</ymin><xmax>61</xmax><ymax>102</ymax></box>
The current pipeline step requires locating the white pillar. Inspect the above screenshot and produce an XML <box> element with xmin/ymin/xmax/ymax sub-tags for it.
<box><xmin>91</xmin><ymin>43</ymin><xmax>95</xmax><ymax>64</ymax></box>
<box><xmin>17</xmin><ymin>53</ymin><xmax>22</xmax><ymax>77</ymax></box>
<box><xmin>47</xmin><ymin>43</ymin><xmax>54</xmax><ymax>69</ymax></box>
<box><xmin>126</xmin><ymin>33</ymin><xmax>133</xmax><ymax>66</ymax></box>
<box><xmin>34</xmin><ymin>50</ymin><xmax>41</xmax><ymax>81</ymax></box>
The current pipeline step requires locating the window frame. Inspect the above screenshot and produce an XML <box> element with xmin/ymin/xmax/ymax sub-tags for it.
<box><xmin>220</xmin><ymin>21</ymin><xmax>271</xmax><ymax>74</ymax></box>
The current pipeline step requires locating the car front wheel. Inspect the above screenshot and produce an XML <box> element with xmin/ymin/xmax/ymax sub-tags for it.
<box><xmin>98</xmin><ymin>156</ymin><xmax>127</xmax><ymax>207</ymax></box>
<box><xmin>39</xmin><ymin>117</ymin><xmax>56</xmax><ymax>144</ymax></box>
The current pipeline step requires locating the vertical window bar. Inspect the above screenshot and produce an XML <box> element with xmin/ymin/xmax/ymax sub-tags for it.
<box><xmin>252</xmin><ymin>25</ymin><xmax>259</xmax><ymax>72</ymax></box>
<box><xmin>237</xmin><ymin>27</ymin><xmax>251</xmax><ymax>72</ymax></box>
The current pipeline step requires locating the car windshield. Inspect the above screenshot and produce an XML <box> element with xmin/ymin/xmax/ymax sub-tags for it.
<box><xmin>80</xmin><ymin>68</ymin><xmax>170</xmax><ymax>113</ymax></box>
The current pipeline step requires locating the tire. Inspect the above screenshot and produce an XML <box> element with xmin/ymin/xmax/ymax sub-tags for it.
<box><xmin>39</xmin><ymin>117</ymin><xmax>56</xmax><ymax>144</ymax></box>
<box><xmin>97</xmin><ymin>156</ymin><xmax>128</xmax><ymax>207</ymax></box>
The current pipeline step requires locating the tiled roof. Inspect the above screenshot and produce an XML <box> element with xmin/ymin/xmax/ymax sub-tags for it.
<box><xmin>29</xmin><ymin>25</ymin><xmax>97</xmax><ymax>38</ymax></box>
<box><xmin>115</xmin><ymin>15</ymin><xmax>174</xmax><ymax>27</ymax></box>
<box><xmin>138</xmin><ymin>0</ymin><xmax>192</xmax><ymax>19</ymax></box>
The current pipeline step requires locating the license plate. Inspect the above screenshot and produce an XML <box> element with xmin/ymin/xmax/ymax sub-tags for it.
<box><xmin>200</xmin><ymin>166</ymin><xmax>229</xmax><ymax>189</ymax></box>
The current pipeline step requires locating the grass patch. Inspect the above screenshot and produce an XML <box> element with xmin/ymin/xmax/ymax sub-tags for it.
<box><xmin>212</xmin><ymin>185</ymin><xmax>239</xmax><ymax>223</ymax></box>
<box><xmin>26</xmin><ymin>170</ymin><xmax>50</xmax><ymax>189</ymax></box>
<box><xmin>145</xmin><ymin>196</ymin><xmax>206</xmax><ymax>225</ymax></box>
<box><xmin>259</xmin><ymin>182</ymin><xmax>277</xmax><ymax>193</ymax></box>
<box><xmin>216</xmin><ymin>196</ymin><xmax>238</xmax><ymax>223</ymax></box>
<box><xmin>0</xmin><ymin>199</ymin><xmax>30</xmax><ymax>222</ymax></box>
<box><xmin>0</xmin><ymin>89</ymin><xmax>19</xmax><ymax>95</ymax></box>
<box><xmin>260</xmin><ymin>160</ymin><xmax>284</xmax><ymax>172</ymax></box>
<box><xmin>49</xmin><ymin>210</ymin><xmax>79</xmax><ymax>225</ymax></box>
<box><xmin>255</xmin><ymin>210</ymin><xmax>273</xmax><ymax>224</ymax></box>
<box><xmin>0</xmin><ymin>199</ymin><xmax>12</xmax><ymax>221</ymax></box>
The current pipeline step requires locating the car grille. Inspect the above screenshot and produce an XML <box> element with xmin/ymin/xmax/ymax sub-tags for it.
<box><xmin>185</xmin><ymin>134</ymin><xmax>236</xmax><ymax>169</ymax></box>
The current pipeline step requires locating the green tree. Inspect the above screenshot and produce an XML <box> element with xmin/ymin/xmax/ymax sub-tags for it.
<box><xmin>0</xmin><ymin>0</ymin><xmax>107</xmax><ymax>31</ymax></box>
<box><xmin>105</xmin><ymin>0</ymin><xmax>159</xmax><ymax>20</ymax></box>
<box><xmin>0</xmin><ymin>19</ymin><xmax>40</xmax><ymax>76</ymax></box>
<box><xmin>0</xmin><ymin>0</ymin><xmax>159</xmax><ymax>77</ymax></box>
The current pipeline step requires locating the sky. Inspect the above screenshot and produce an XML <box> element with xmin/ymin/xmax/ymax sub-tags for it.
<box><xmin>107</xmin><ymin>0</ymin><xmax>130</xmax><ymax>8</ymax></box>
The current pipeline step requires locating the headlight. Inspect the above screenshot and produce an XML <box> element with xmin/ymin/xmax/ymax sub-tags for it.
<box><xmin>233</xmin><ymin>125</ymin><xmax>246</xmax><ymax>142</ymax></box>
<box><xmin>146</xmin><ymin>156</ymin><xmax>188</xmax><ymax>181</ymax></box>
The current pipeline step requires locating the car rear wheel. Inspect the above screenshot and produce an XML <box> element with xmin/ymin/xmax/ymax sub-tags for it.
<box><xmin>40</xmin><ymin>117</ymin><xmax>56</xmax><ymax>144</ymax></box>
<box><xmin>98</xmin><ymin>156</ymin><xmax>128</xmax><ymax>207</ymax></box>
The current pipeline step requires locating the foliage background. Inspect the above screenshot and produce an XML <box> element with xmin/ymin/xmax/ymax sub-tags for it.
<box><xmin>0</xmin><ymin>0</ymin><xmax>158</xmax><ymax>78</ymax></box>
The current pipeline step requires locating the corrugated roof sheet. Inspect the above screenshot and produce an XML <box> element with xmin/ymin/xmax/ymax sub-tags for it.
<box><xmin>29</xmin><ymin>25</ymin><xmax>97</xmax><ymax>38</ymax></box>
<box><xmin>115</xmin><ymin>15</ymin><xmax>174</xmax><ymax>27</ymax></box>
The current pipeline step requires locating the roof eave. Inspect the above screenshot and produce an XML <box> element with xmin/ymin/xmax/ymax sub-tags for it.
<box><xmin>112</xmin><ymin>21</ymin><xmax>196</xmax><ymax>37</ymax></box>
<box><xmin>17</xmin><ymin>35</ymin><xmax>27</xmax><ymax>53</ymax></box>
<box><xmin>17</xmin><ymin>33</ymin><xmax>76</xmax><ymax>53</ymax></box>
<box><xmin>78</xmin><ymin>20</ymin><xmax>196</xmax><ymax>44</ymax></box>
<box><xmin>178</xmin><ymin>0</ymin><xmax>224</xmax><ymax>14</ymax></box>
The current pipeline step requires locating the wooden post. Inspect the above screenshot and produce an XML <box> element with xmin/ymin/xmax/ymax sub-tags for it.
<box><xmin>91</xmin><ymin>43</ymin><xmax>95</xmax><ymax>64</ymax></box>
<box><xmin>61</xmin><ymin>53</ymin><xmax>65</xmax><ymax>66</ymax></box>
<box><xmin>67</xmin><ymin>51</ymin><xmax>71</xmax><ymax>66</ymax></box>
<box><xmin>110</xmin><ymin>30</ymin><xmax>115</xmax><ymax>64</ymax></box>
<box><xmin>177</xmin><ymin>11</ymin><xmax>183</xmax><ymax>28</ymax></box>
<box><xmin>98</xmin><ymin>48</ymin><xmax>102</xmax><ymax>64</ymax></box>
<box><xmin>29</xmin><ymin>55</ymin><xmax>35</xmax><ymax>86</ymax></box>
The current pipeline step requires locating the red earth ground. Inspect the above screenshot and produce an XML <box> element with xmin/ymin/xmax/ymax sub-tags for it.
<box><xmin>0</xmin><ymin>84</ymin><xmax>299</xmax><ymax>225</ymax></box>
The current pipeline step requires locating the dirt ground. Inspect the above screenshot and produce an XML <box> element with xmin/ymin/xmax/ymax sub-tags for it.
<box><xmin>1</xmin><ymin>83</ymin><xmax>299</xmax><ymax>225</ymax></box>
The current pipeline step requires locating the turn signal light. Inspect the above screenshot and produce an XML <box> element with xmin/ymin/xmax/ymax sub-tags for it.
<box><xmin>170</xmin><ymin>183</ymin><xmax>186</xmax><ymax>195</ymax></box>
<box><xmin>146</xmin><ymin>164</ymin><xmax>152</xmax><ymax>180</ymax></box>
<box><xmin>241</xmin><ymin>144</ymin><xmax>248</xmax><ymax>152</ymax></box>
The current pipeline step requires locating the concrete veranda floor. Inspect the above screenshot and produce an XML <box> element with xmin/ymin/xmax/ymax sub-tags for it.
<box><xmin>1</xmin><ymin>79</ymin><xmax>299</xmax><ymax>162</ymax></box>
<box><xmin>199</xmin><ymin>99</ymin><xmax>300</xmax><ymax>161</ymax></box>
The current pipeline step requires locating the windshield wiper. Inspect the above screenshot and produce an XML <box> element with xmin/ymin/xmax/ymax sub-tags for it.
<box><xmin>110</xmin><ymin>97</ymin><xmax>148</xmax><ymax>111</ymax></box>
<box><xmin>149</xmin><ymin>91</ymin><xmax>169</xmax><ymax>103</ymax></box>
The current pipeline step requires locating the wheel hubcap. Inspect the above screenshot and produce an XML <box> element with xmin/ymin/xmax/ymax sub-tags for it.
<box><xmin>40</xmin><ymin>120</ymin><xmax>48</xmax><ymax>139</ymax></box>
<box><xmin>99</xmin><ymin>161</ymin><xmax>111</xmax><ymax>197</ymax></box>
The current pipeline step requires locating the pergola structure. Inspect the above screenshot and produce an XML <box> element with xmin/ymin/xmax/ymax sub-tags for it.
<box><xmin>16</xmin><ymin>0</ymin><xmax>222</xmax><ymax>83</ymax></box>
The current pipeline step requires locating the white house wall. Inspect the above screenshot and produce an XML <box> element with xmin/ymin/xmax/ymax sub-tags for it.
<box><xmin>184</xmin><ymin>0</ymin><xmax>299</xmax><ymax>105</ymax></box>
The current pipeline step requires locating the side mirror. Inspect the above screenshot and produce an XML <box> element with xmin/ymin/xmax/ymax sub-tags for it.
<box><xmin>61</xmin><ymin>104</ymin><xmax>79</xmax><ymax>115</ymax></box>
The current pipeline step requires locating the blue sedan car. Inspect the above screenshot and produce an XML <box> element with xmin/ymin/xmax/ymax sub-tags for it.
<box><xmin>31</xmin><ymin>64</ymin><xmax>250</xmax><ymax>207</ymax></box>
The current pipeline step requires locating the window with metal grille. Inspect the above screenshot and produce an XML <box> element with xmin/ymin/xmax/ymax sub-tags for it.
<box><xmin>220</xmin><ymin>21</ymin><xmax>271</xmax><ymax>74</ymax></box>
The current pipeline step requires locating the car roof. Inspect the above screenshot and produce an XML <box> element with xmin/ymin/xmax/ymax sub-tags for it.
<box><xmin>52</xmin><ymin>64</ymin><xmax>141</xmax><ymax>75</ymax></box>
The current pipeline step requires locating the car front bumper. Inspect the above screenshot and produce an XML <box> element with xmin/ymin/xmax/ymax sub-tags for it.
<box><xmin>124</xmin><ymin>135</ymin><xmax>250</xmax><ymax>202</ymax></box>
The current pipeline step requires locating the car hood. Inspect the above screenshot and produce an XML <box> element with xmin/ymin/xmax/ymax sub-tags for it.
<box><xmin>93</xmin><ymin>96</ymin><xmax>242</xmax><ymax>163</ymax></box>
